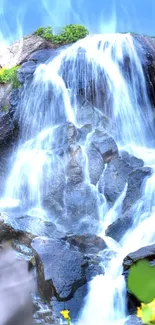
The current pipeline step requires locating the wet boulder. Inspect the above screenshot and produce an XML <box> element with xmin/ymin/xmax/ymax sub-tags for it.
<box><xmin>17</xmin><ymin>61</ymin><xmax>37</xmax><ymax>84</ymax></box>
<box><xmin>31</xmin><ymin>235</ymin><xmax>104</xmax><ymax>321</ymax></box>
<box><xmin>120</xmin><ymin>151</ymin><xmax>144</xmax><ymax>169</ymax></box>
<box><xmin>63</xmin><ymin>234</ymin><xmax>107</xmax><ymax>255</ymax></box>
<box><xmin>0</xmin><ymin>111</ymin><xmax>15</xmax><ymax>146</ymax></box>
<box><xmin>99</xmin><ymin>156</ymin><xmax>132</xmax><ymax>205</ymax></box>
<box><xmin>122</xmin><ymin>167</ymin><xmax>152</xmax><ymax>212</ymax></box>
<box><xmin>0</xmin><ymin>83</ymin><xmax>12</xmax><ymax>108</ymax></box>
<box><xmin>125</xmin><ymin>315</ymin><xmax>142</xmax><ymax>325</ymax></box>
<box><xmin>90</xmin><ymin>128</ymin><xmax>118</xmax><ymax>162</ymax></box>
<box><xmin>41</xmin><ymin>166</ymin><xmax>65</xmax><ymax>218</ymax></box>
<box><xmin>27</xmin><ymin>48</ymin><xmax>60</xmax><ymax>64</ymax></box>
<box><xmin>53</xmin><ymin>122</ymin><xmax>78</xmax><ymax>151</ymax></box>
<box><xmin>123</xmin><ymin>243</ymin><xmax>155</xmax><ymax>271</ymax></box>
<box><xmin>75</xmin><ymin>95</ymin><xmax>111</xmax><ymax>129</ymax></box>
<box><xmin>32</xmin><ymin>237</ymin><xmax>86</xmax><ymax>300</ymax></box>
<box><xmin>77</xmin><ymin>124</ymin><xmax>92</xmax><ymax>142</ymax></box>
<box><xmin>105</xmin><ymin>212</ymin><xmax>133</xmax><ymax>242</ymax></box>
<box><xmin>66</xmin><ymin>144</ymin><xmax>85</xmax><ymax>185</ymax></box>
<box><xmin>63</xmin><ymin>182</ymin><xmax>100</xmax><ymax>233</ymax></box>
<box><xmin>0</xmin><ymin>214</ymin><xmax>63</xmax><ymax>244</ymax></box>
<box><xmin>87</xmin><ymin>144</ymin><xmax>105</xmax><ymax>185</ymax></box>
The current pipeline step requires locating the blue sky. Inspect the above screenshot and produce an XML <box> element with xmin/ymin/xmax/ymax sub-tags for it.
<box><xmin>0</xmin><ymin>0</ymin><xmax>155</xmax><ymax>44</ymax></box>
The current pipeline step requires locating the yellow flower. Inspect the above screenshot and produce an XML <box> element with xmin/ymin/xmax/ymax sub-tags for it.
<box><xmin>148</xmin><ymin>299</ymin><xmax>155</xmax><ymax>321</ymax></box>
<box><xmin>60</xmin><ymin>309</ymin><xmax>71</xmax><ymax>320</ymax></box>
<box><xmin>137</xmin><ymin>299</ymin><xmax>155</xmax><ymax>323</ymax></box>
<box><xmin>137</xmin><ymin>306</ymin><xmax>142</xmax><ymax>319</ymax></box>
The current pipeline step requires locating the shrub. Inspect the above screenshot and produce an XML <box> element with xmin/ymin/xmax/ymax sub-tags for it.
<box><xmin>0</xmin><ymin>66</ymin><xmax>20</xmax><ymax>88</ymax></box>
<box><xmin>35</xmin><ymin>26</ymin><xmax>53</xmax><ymax>42</ymax></box>
<box><xmin>34</xmin><ymin>24</ymin><xmax>89</xmax><ymax>45</ymax></box>
<box><xmin>53</xmin><ymin>24</ymin><xmax>89</xmax><ymax>44</ymax></box>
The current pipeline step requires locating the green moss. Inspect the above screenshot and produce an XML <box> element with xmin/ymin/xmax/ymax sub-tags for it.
<box><xmin>1</xmin><ymin>104</ymin><xmax>8</xmax><ymax>112</ymax></box>
<box><xmin>34</xmin><ymin>24</ymin><xmax>89</xmax><ymax>45</ymax></box>
<box><xmin>0</xmin><ymin>66</ymin><xmax>21</xmax><ymax>88</ymax></box>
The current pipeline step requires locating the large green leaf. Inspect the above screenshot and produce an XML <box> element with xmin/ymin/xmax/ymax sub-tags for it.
<box><xmin>127</xmin><ymin>259</ymin><xmax>155</xmax><ymax>303</ymax></box>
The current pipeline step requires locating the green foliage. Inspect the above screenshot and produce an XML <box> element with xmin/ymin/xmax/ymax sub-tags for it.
<box><xmin>128</xmin><ymin>259</ymin><xmax>155</xmax><ymax>303</ymax></box>
<box><xmin>34</xmin><ymin>24</ymin><xmax>89</xmax><ymax>45</ymax></box>
<box><xmin>53</xmin><ymin>24</ymin><xmax>89</xmax><ymax>44</ymax></box>
<box><xmin>35</xmin><ymin>26</ymin><xmax>53</xmax><ymax>41</ymax></box>
<box><xmin>1</xmin><ymin>104</ymin><xmax>8</xmax><ymax>112</ymax></box>
<box><xmin>0</xmin><ymin>66</ymin><xmax>20</xmax><ymax>88</ymax></box>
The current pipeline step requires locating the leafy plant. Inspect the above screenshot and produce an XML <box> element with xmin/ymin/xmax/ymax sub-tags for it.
<box><xmin>1</xmin><ymin>104</ymin><xmax>8</xmax><ymax>112</ymax></box>
<box><xmin>53</xmin><ymin>24</ymin><xmax>89</xmax><ymax>44</ymax></box>
<box><xmin>0</xmin><ymin>66</ymin><xmax>20</xmax><ymax>88</ymax></box>
<box><xmin>128</xmin><ymin>259</ymin><xmax>155</xmax><ymax>303</ymax></box>
<box><xmin>35</xmin><ymin>26</ymin><xmax>53</xmax><ymax>42</ymax></box>
<box><xmin>35</xmin><ymin>24</ymin><xmax>89</xmax><ymax>45</ymax></box>
<box><xmin>128</xmin><ymin>259</ymin><xmax>155</xmax><ymax>324</ymax></box>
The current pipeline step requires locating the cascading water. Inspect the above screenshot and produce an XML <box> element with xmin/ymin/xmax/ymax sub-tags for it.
<box><xmin>0</xmin><ymin>32</ymin><xmax>155</xmax><ymax>324</ymax></box>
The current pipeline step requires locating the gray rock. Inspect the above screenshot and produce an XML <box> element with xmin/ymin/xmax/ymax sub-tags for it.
<box><xmin>63</xmin><ymin>234</ymin><xmax>107</xmax><ymax>255</ymax></box>
<box><xmin>77</xmin><ymin>124</ymin><xmax>92</xmax><ymax>142</ymax></box>
<box><xmin>0</xmin><ymin>111</ymin><xmax>15</xmax><ymax>146</ymax></box>
<box><xmin>87</xmin><ymin>144</ymin><xmax>105</xmax><ymax>185</ymax></box>
<box><xmin>75</xmin><ymin>95</ymin><xmax>110</xmax><ymax>129</ymax></box>
<box><xmin>27</xmin><ymin>49</ymin><xmax>57</xmax><ymax>63</ymax></box>
<box><xmin>64</xmin><ymin>182</ymin><xmax>99</xmax><ymax>233</ymax></box>
<box><xmin>106</xmin><ymin>213</ymin><xmax>133</xmax><ymax>242</ymax></box>
<box><xmin>125</xmin><ymin>315</ymin><xmax>143</xmax><ymax>325</ymax></box>
<box><xmin>42</xmin><ymin>166</ymin><xmax>65</xmax><ymax>218</ymax></box>
<box><xmin>0</xmin><ymin>34</ymin><xmax>55</xmax><ymax>68</ymax></box>
<box><xmin>53</xmin><ymin>122</ymin><xmax>78</xmax><ymax>150</ymax></box>
<box><xmin>32</xmin><ymin>236</ymin><xmax>103</xmax><ymax>322</ymax></box>
<box><xmin>0</xmin><ymin>214</ymin><xmax>63</xmax><ymax>244</ymax></box>
<box><xmin>66</xmin><ymin>144</ymin><xmax>85</xmax><ymax>185</ymax></box>
<box><xmin>31</xmin><ymin>237</ymin><xmax>87</xmax><ymax>300</ymax></box>
<box><xmin>90</xmin><ymin>128</ymin><xmax>118</xmax><ymax>162</ymax></box>
<box><xmin>123</xmin><ymin>243</ymin><xmax>155</xmax><ymax>271</ymax></box>
<box><xmin>18</xmin><ymin>62</ymin><xmax>37</xmax><ymax>84</ymax></box>
<box><xmin>0</xmin><ymin>83</ymin><xmax>12</xmax><ymax>107</ymax></box>
<box><xmin>123</xmin><ymin>167</ymin><xmax>152</xmax><ymax>212</ymax></box>
<box><xmin>120</xmin><ymin>151</ymin><xmax>144</xmax><ymax>169</ymax></box>
<box><xmin>51</xmin><ymin>284</ymin><xmax>88</xmax><ymax>322</ymax></box>
<box><xmin>99</xmin><ymin>156</ymin><xmax>132</xmax><ymax>205</ymax></box>
<box><xmin>33</xmin><ymin>295</ymin><xmax>55</xmax><ymax>325</ymax></box>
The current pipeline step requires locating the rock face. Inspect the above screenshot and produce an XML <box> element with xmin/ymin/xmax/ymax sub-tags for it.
<box><xmin>32</xmin><ymin>235</ymin><xmax>105</xmax><ymax>321</ymax></box>
<box><xmin>0</xmin><ymin>34</ymin><xmax>56</xmax><ymax>68</ymax></box>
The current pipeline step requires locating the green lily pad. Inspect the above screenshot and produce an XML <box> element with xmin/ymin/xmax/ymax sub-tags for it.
<box><xmin>127</xmin><ymin>259</ymin><xmax>155</xmax><ymax>303</ymax></box>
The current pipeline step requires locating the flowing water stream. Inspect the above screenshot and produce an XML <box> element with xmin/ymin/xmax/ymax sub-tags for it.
<box><xmin>1</xmin><ymin>33</ymin><xmax>155</xmax><ymax>324</ymax></box>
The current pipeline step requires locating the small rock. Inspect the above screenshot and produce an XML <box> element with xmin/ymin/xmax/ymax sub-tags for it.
<box><xmin>91</xmin><ymin>128</ymin><xmax>118</xmax><ymax>162</ymax></box>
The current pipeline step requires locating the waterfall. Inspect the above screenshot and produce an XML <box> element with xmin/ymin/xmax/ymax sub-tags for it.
<box><xmin>0</xmin><ymin>32</ymin><xmax>155</xmax><ymax>324</ymax></box>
